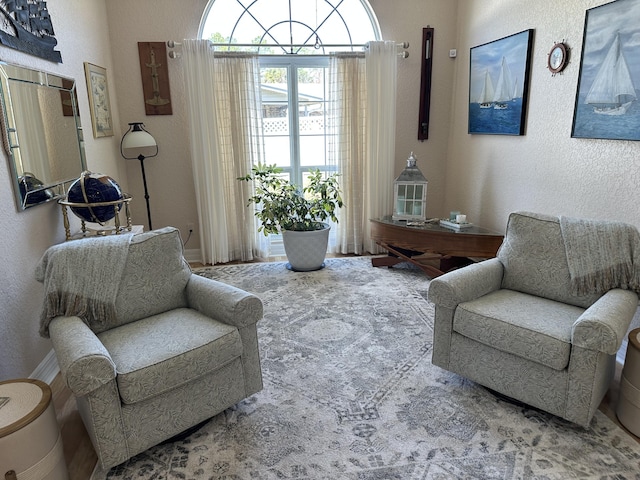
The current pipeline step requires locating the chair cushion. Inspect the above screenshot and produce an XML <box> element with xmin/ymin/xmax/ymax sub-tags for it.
<box><xmin>498</xmin><ymin>212</ymin><xmax>602</xmax><ymax>309</ymax></box>
<box><xmin>453</xmin><ymin>289</ymin><xmax>585</xmax><ymax>371</ymax></box>
<box><xmin>98</xmin><ymin>307</ymin><xmax>243</xmax><ymax>404</ymax></box>
<box><xmin>111</xmin><ymin>227</ymin><xmax>191</xmax><ymax>331</ymax></box>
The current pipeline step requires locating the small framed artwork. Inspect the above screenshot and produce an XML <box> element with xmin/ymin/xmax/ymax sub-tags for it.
<box><xmin>468</xmin><ymin>29</ymin><xmax>534</xmax><ymax>135</ymax></box>
<box><xmin>137</xmin><ymin>42</ymin><xmax>173</xmax><ymax>115</ymax></box>
<box><xmin>84</xmin><ymin>62</ymin><xmax>113</xmax><ymax>138</ymax></box>
<box><xmin>572</xmin><ymin>0</ymin><xmax>640</xmax><ymax>141</ymax></box>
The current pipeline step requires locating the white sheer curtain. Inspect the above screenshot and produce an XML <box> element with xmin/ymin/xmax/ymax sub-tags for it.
<box><xmin>182</xmin><ymin>39</ymin><xmax>266</xmax><ymax>265</ymax></box>
<box><xmin>329</xmin><ymin>41</ymin><xmax>398</xmax><ymax>254</ymax></box>
<box><xmin>13</xmin><ymin>83</ymin><xmax>49</xmax><ymax>180</ymax></box>
<box><xmin>328</xmin><ymin>53</ymin><xmax>367</xmax><ymax>254</ymax></box>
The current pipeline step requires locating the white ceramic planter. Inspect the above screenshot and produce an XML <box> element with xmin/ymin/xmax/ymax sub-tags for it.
<box><xmin>282</xmin><ymin>223</ymin><xmax>330</xmax><ymax>271</ymax></box>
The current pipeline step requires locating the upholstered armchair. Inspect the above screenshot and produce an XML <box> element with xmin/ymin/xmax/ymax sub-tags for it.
<box><xmin>429</xmin><ymin>211</ymin><xmax>640</xmax><ymax>427</ymax></box>
<box><xmin>36</xmin><ymin>227</ymin><xmax>263</xmax><ymax>469</ymax></box>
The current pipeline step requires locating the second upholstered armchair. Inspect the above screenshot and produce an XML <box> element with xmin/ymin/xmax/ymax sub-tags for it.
<box><xmin>429</xmin><ymin>211</ymin><xmax>640</xmax><ymax>427</ymax></box>
<box><xmin>37</xmin><ymin>227</ymin><xmax>263</xmax><ymax>470</ymax></box>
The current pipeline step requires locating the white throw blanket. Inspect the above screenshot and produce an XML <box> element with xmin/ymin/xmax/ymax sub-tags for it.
<box><xmin>560</xmin><ymin>216</ymin><xmax>640</xmax><ymax>296</ymax></box>
<box><xmin>36</xmin><ymin>234</ymin><xmax>133</xmax><ymax>337</ymax></box>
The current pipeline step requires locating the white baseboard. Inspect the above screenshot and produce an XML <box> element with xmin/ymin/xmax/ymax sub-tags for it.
<box><xmin>183</xmin><ymin>248</ymin><xmax>201</xmax><ymax>264</ymax></box>
<box><xmin>30</xmin><ymin>349</ymin><xmax>60</xmax><ymax>384</ymax></box>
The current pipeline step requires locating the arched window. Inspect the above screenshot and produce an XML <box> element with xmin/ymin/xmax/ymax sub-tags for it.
<box><xmin>199</xmin><ymin>0</ymin><xmax>381</xmax><ymax>54</ymax></box>
<box><xmin>198</xmin><ymin>1</ymin><xmax>383</xmax><ymax>255</ymax></box>
<box><xmin>199</xmin><ymin>0</ymin><xmax>381</xmax><ymax>190</ymax></box>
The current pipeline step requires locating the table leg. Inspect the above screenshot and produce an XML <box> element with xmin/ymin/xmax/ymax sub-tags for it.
<box><xmin>371</xmin><ymin>256</ymin><xmax>404</xmax><ymax>268</ymax></box>
<box><xmin>372</xmin><ymin>244</ymin><xmax>446</xmax><ymax>277</ymax></box>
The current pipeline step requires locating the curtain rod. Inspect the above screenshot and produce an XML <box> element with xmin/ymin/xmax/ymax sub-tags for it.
<box><xmin>166</xmin><ymin>40</ymin><xmax>409</xmax><ymax>58</ymax></box>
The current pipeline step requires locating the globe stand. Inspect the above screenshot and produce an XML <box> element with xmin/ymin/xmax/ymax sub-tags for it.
<box><xmin>58</xmin><ymin>194</ymin><xmax>133</xmax><ymax>241</ymax></box>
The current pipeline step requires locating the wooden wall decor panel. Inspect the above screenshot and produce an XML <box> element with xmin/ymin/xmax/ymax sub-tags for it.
<box><xmin>137</xmin><ymin>41</ymin><xmax>173</xmax><ymax>115</ymax></box>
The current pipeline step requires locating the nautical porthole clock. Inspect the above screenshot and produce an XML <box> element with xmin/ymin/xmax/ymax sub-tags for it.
<box><xmin>547</xmin><ymin>42</ymin><xmax>569</xmax><ymax>76</ymax></box>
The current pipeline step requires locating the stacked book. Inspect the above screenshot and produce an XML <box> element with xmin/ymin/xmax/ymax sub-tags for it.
<box><xmin>439</xmin><ymin>219</ymin><xmax>473</xmax><ymax>230</ymax></box>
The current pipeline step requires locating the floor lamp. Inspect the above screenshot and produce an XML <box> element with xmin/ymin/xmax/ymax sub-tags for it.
<box><xmin>120</xmin><ymin>122</ymin><xmax>158</xmax><ymax>230</ymax></box>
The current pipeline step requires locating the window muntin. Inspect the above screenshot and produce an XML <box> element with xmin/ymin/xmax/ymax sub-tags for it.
<box><xmin>200</xmin><ymin>0</ymin><xmax>380</xmax><ymax>54</ymax></box>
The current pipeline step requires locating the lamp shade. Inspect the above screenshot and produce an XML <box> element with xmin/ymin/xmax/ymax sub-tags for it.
<box><xmin>121</xmin><ymin>123</ymin><xmax>157</xmax><ymax>150</ymax></box>
<box><xmin>119</xmin><ymin>122</ymin><xmax>158</xmax><ymax>230</ymax></box>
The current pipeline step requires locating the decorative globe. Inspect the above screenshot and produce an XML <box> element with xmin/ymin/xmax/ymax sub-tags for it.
<box><xmin>67</xmin><ymin>171</ymin><xmax>123</xmax><ymax>224</ymax></box>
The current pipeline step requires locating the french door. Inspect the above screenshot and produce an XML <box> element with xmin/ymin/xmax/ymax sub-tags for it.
<box><xmin>259</xmin><ymin>56</ymin><xmax>334</xmax><ymax>187</ymax></box>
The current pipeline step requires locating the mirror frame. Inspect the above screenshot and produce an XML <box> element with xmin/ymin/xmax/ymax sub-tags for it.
<box><xmin>0</xmin><ymin>61</ymin><xmax>86</xmax><ymax>210</ymax></box>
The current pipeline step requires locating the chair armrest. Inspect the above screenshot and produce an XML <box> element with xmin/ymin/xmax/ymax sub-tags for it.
<box><xmin>428</xmin><ymin>258</ymin><xmax>504</xmax><ymax>308</ymax></box>
<box><xmin>186</xmin><ymin>274</ymin><xmax>263</xmax><ymax>328</ymax></box>
<box><xmin>49</xmin><ymin>316</ymin><xmax>116</xmax><ymax>396</ymax></box>
<box><xmin>572</xmin><ymin>289</ymin><xmax>639</xmax><ymax>354</ymax></box>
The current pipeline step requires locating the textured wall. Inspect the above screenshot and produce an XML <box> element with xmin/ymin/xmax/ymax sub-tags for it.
<box><xmin>105</xmin><ymin>0</ymin><xmax>207</xmax><ymax>244</ymax></box>
<box><xmin>0</xmin><ymin>0</ymin><xmax>125</xmax><ymax>380</ymax></box>
<box><xmin>446</xmin><ymin>0</ymin><xmax>640</xmax><ymax>233</ymax></box>
<box><xmin>370</xmin><ymin>0</ymin><xmax>458</xmax><ymax>219</ymax></box>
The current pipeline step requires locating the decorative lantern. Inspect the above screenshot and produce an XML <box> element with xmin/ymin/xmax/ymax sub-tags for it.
<box><xmin>392</xmin><ymin>152</ymin><xmax>428</xmax><ymax>221</ymax></box>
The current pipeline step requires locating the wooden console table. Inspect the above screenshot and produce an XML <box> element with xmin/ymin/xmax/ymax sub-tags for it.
<box><xmin>370</xmin><ymin>216</ymin><xmax>504</xmax><ymax>277</ymax></box>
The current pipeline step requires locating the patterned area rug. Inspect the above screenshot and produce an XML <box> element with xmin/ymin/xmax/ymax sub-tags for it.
<box><xmin>92</xmin><ymin>257</ymin><xmax>640</xmax><ymax>479</ymax></box>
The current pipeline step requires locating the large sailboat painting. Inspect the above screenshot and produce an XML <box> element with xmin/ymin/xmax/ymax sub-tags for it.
<box><xmin>468</xmin><ymin>29</ymin><xmax>534</xmax><ymax>135</ymax></box>
<box><xmin>572</xmin><ymin>0</ymin><xmax>640</xmax><ymax>140</ymax></box>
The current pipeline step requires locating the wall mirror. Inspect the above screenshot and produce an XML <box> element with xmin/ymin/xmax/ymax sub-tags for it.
<box><xmin>0</xmin><ymin>62</ymin><xmax>86</xmax><ymax>210</ymax></box>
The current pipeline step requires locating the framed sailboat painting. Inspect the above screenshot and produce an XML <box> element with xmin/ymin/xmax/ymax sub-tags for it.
<box><xmin>468</xmin><ymin>29</ymin><xmax>534</xmax><ymax>135</ymax></box>
<box><xmin>572</xmin><ymin>0</ymin><xmax>640</xmax><ymax>140</ymax></box>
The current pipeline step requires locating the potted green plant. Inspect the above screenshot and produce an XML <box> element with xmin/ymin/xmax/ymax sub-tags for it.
<box><xmin>239</xmin><ymin>163</ymin><xmax>343</xmax><ymax>271</ymax></box>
